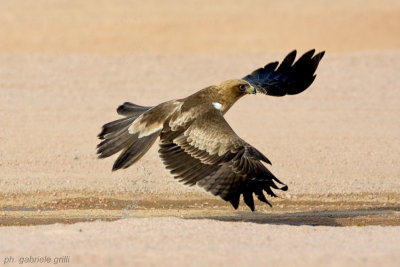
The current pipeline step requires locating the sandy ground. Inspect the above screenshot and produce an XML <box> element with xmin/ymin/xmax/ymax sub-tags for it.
<box><xmin>1</xmin><ymin>51</ymin><xmax>399</xmax><ymax>198</ymax></box>
<box><xmin>1</xmin><ymin>0</ymin><xmax>400</xmax><ymax>266</ymax></box>
<box><xmin>1</xmin><ymin>218</ymin><xmax>400</xmax><ymax>267</ymax></box>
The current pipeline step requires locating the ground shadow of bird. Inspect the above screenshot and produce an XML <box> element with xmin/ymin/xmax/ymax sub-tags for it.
<box><xmin>186</xmin><ymin>206</ymin><xmax>400</xmax><ymax>226</ymax></box>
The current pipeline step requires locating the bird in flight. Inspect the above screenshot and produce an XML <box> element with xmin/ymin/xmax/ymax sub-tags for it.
<box><xmin>97</xmin><ymin>49</ymin><xmax>324</xmax><ymax>211</ymax></box>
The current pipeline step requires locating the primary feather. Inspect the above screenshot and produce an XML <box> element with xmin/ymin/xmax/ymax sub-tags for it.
<box><xmin>242</xmin><ymin>50</ymin><xmax>325</xmax><ymax>96</ymax></box>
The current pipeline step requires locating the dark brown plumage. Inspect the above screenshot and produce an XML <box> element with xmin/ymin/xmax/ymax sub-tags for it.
<box><xmin>97</xmin><ymin>50</ymin><xmax>324</xmax><ymax>211</ymax></box>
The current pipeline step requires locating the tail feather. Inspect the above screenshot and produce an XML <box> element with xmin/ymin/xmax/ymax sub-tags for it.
<box><xmin>112</xmin><ymin>131</ymin><xmax>159</xmax><ymax>171</ymax></box>
<box><xmin>98</xmin><ymin>116</ymin><xmax>137</xmax><ymax>140</ymax></box>
<box><xmin>98</xmin><ymin>103</ymin><xmax>154</xmax><ymax>139</ymax></box>
<box><xmin>117</xmin><ymin>102</ymin><xmax>152</xmax><ymax>116</ymax></box>
<box><xmin>99</xmin><ymin>122</ymin><xmax>132</xmax><ymax>141</ymax></box>
<box><xmin>97</xmin><ymin>103</ymin><xmax>159</xmax><ymax>170</ymax></box>
<box><xmin>97</xmin><ymin>132</ymin><xmax>138</xmax><ymax>158</ymax></box>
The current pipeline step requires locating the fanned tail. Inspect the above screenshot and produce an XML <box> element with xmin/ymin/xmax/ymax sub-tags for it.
<box><xmin>97</xmin><ymin>102</ymin><xmax>158</xmax><ymax>171</ymax></box>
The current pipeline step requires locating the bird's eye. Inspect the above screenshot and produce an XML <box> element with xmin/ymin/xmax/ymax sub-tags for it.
<box><xmin>239</xmin><ymin>84</ymin><xmax>247</xmax><ymax>91</ymax></box>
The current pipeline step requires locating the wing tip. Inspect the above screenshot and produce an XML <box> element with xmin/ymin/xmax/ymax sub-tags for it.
<box><xmin>243</xmin><ymin>49</ymin><xmax>325</xmax><ymax>97</ymax></box>
<box><xmin>315</xmin><ymin>50</ymin><xmax>325</xmax><ymax>60</ymax></box>
<box><xmin>111</xmin><ymin>164</ymin><xmax>120</xmax><ymax>172</ymax></box>
<box><xmin>228</xmin><ymin>193</ymin><xmax>241</xmax><ymax>210</ymax></box>
<box><xmin>280</xmin><ymin>185</ymin><xmax>288</xmax><ymax>191</ymax></box>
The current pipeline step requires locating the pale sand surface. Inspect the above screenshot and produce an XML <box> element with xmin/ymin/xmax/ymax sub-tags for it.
<box><xmin>1</xmin><ymin>52</ymin><xmax>399</xmax><ymax>196</ymax></box>
<box><xmin>1</xmin><ymin>0</ymin><xmax>400</xmax><ymax>266</ymax></box>
<box><xmin>1</xmin><ymin>51</ymin><xmax>399</xmax><ymax>266</ymax></box>
<box><xmin>1</xmin><ymin>0</ymin><xmax>400</xmax><ymax>53</ymax></box>
<box><xmin>1</xmin><ymin>218</ymin><xmax>400</xmax><ymax>267</ymax></box>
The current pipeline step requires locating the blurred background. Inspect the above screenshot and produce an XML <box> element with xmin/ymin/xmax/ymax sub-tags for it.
<box><xmin>1</xmin><ymin>0</ymin><xmax>399</xmax><ymax>54</ymax></box>
<box><xmin>0</xmin><ymin>0</ymin><xmax>399</xmax><ymax>199</ymax></box>
<box><xmin>1</xmin><ymin>1</ymin><xmax>400</xmax><ymax>264</ymax></box>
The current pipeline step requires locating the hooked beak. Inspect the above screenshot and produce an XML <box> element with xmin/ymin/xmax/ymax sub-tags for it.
<box><xmin>246</xmin><ymin>85</ymin><xmax>256</xmax><ymax>94</ymax></box>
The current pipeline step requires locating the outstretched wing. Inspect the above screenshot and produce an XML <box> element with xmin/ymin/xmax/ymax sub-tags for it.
<box><xmin>242</xmin><ymin>49</ymin><xmax>325</xmax><ymax>96</ymax></box>
<box><xmin>159</xmin><ymin>107</ymin><xmax>287</xmax><ymax>211</ymax></box>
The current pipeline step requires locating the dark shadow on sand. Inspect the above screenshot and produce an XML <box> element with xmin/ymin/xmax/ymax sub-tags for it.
<box><xmin>186</xmin><ymin>206</ymin><xmax>400</xmax><ymax>226</ymax></box>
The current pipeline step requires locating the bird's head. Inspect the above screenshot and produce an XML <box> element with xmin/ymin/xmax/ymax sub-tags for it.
<box><xmin>213</xmin><ymin>79</ymin><xmax>256</xmax><ymax>113</ymax></box>
<box><xmin>218</xmin><ymin>79</ymin><xmax>256</xmax><ymax>97</ymax></box>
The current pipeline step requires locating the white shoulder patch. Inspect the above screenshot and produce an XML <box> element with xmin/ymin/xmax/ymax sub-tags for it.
<box><xmin>212</xmin><ymin>102</ymin><xmax>222</xmax><ymax>110</ymax></box>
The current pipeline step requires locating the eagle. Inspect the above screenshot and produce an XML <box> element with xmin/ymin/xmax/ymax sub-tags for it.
<box><xmin>97</xmin><ymin>49</ymin><xmax>324</xmax><ymax>211</ymax></box>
